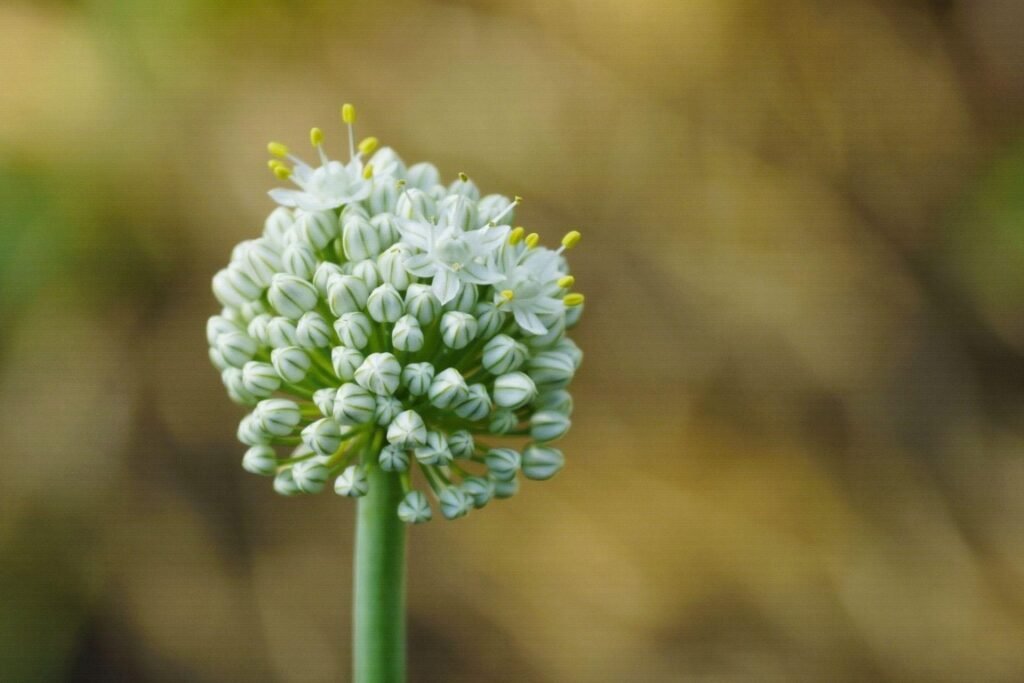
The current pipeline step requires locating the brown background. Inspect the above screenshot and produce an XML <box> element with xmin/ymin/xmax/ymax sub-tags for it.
<box><xmin>3</xmin><ymin>1</ymin><xmax>1024</xmax><ymax>681</ymax></box>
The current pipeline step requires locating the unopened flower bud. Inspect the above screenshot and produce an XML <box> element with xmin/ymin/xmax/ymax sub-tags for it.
<box><xmin>313</xmin><ymin>387</ymin><xmax>337</xmax><ymax>417</ymax></box>
<box><xmin>448</xmin><ymin>175</ymin><xmax>480</xmax><ymax>200</ymax></box>
<box><xmin>378</xmin><ymin>444</ymin><xmax>410</xmax><ymax>472</ymax></box>
<box><xmin>242</xmin><ymin>361</ymin><xmax>281</xmax><ymax>397</ymax></box>
<box><xmin>439</xmin><ymin>194</ymin><xmax>477</xmax><ymax>232</ymax></box>
<box><xmin>527</xmin><ymin>350</ymin><xmax>576</xmax><ymax>390</ymax></box>
<box><xmin>396</xmin><ymin>188</ymin><xmax>436</xmax><ymax>220</ymax></box>
<box><xmin>491</xmin><ymin>476</ymin><xmax>519</xmax><ymax>499</ymax></box>
<box><xmin>264</xmin><ymin>206</ymin><xmax>295</xmax><ymax>246</ymax></box>
<box><xmin>254</xmin><ymin>398</ymin><xmax>302</xmax><ymax>436</ymax></box>
<box><xmin>355</xmin><ymin>352</ymin><xmax>402</xmax><ymax>395</ymax></box>
<box><xmin>391</xmin><ymin>315</ymin><xmax>424</xmax><ymax>352</ymax></box>
<box><xmin>564</xmin><ymin>301</ymin><xmax>583</xmax><ymax>328</ymax></box>
<box><xmin>334</xmin><ymin>312</ymin><xmax>373</xmax><ymax>349</ymax></box>
<box><xmin>209</xmin><ymin>347</ymin><xmax>229</xmax><ymax>371</ymax></box>
<box><xmin>342</xmin><ymin>215</ymin><xmax>382</xmax><ymax>261</ymax></box>
<box><xmin>378</xmin><ymin>245</ymin><xmax>412</xmax><ymax>290</ymax></box>
<box><xmin>301</xmin><ymin>417</ymin><xmax>342</xmax><ymax>456</ymax></box>
<box><xmin>455</xmin><ymin>384</ymin><xmax>491</xmax><ymax>422</ymax></box>
<box><xmin>525</xmin><ymin>314</ymin><xmax>565</xmax><ymax>349</ymax></box>
<box><xmin>351</xmin><ymin>259</ymin><xmax>381</xmax><ymax>290</ymax></box>
<box><xmin>488</xmin><ymin>409</ymin><xmax>518</xmax><ymax>435</ymax></box>
<box><xmin>482</xmin><ymin>334</ymin><xmax>528</xmax><ymax>375</ymax></box>
<box><xmin>444</xmin><ymin>282</ymin><xmax>477</xmax><ymax>314</ymax></box>
<box><xmin>271</xmin><ymin>346</ymin><xmax>311</xmax><ymax>383</ymax></box>
<box><xmin>296</xmin><ymin>210</ymin><xmax>339</xmax><ymax>250</ymax></box>
<box><xmin>292</xmin><ymin>459</ymin><xmax>330</xmax><ymax>494</ymax></box>
<box><xmin>428</xmin><ymin>368</ymin><xmax>469</xmax><ymax>409</ymax></box>
<box><xmin>439</xmin><ymin>487</ymin><xmax>471</xmax><ymax>520</ymax></box>
<box><xmin>334</xmin><ymin>465</ymin><xmax>370</xmax><ymax>497</ymax></box>
<box><xmin>404</xmin><ymin>284</ymin><xmax>441</xmax><ymax>325</ymax></box>
<box><xmin>462</xmin><ymin>476</ymin><xmax>494</xmax><ymax>508</ymax></box>
<box><xmin>332</xmin><ymin>383</ymin><xmax>377</xmax><ymax>425</ymax></box>
<box><xmin>476</xmin><ymin>194</ymin><xmax>514</xmax><ymax>225</ymax></box>
<box><xmin>401</xmin><ymin>362</ymin><xmax>434</xmax><ymax>396</ymax></box>
<box><xmin>242</xmin><ymin>445</ymin><xmax>278</xmax><ymax>476</ymax></box>
<box><xmin>331</xmin><ymin>346</ymin><xmax>364</xmax><ymax>381</ymax></box>
<box><xmin>268</xmin><ymin>316</ymin><xmax>299</xmax><ymax>347</ymax></box>
<box><xmin>328</xmin><ymin>274</ymin><xmax>370</xmax><ymax>316</ymax></box>
<box><xmin>296</xmin><ymin>311</ymin><xmax>332</xmax><ymax>349</ymax></box>
<box><xmin>492</xmin><ymin>372</ymin><xmax>537</xmax><ymax>409</ymax></box>
<box><xmin>387</xmin><ymin>410</ymin><xmax>427</xmax><ymax>448</ymax></box>
<box><xmin>367</xmin><ymin>284</ymin><xmax>404</xmax><ymax>323</ymax></box>
<box><xmin>522</xmin><ymin>444</ymin><xmax>564</xmax><ymax>480</ymax></box>
<box><xmin>247</xmin><ymin>313</ymin><xmax>272</xmax><ymax>346</ymax></box>
<box><xmin>269</xmin><ymin>274</ymin><xmax>318</xmax><ymax>319</ymax></box>
<box><xmin>405</xmin><ymin>162</ymin><xmax>440</xmax><ymax>190</ymax></box>
<box><xmin>485</xmin><ymin>448</ymin><xmax>520</xmax><ymax>481</ymax></box>
<box><xmin>223</xmin><ymin>368</ymin><xmax>258</xmax><ymax>406</ymax></box>
<box><xmin>534</xmin><ymin>389</ymin><xmax>573</xmax><ymax>415</ymax></box>
<box><xmin>440</xmin><ymin>311</ymin><xmax>478</xmax><ymax>349</ymax></box>
<box><xmin>371</xmin><ymin>213</ymin><xmax>402</xmax><ymax>250</ymax></box>
<box><xmin>414</xmin><ymin>431</ymin><xmax>452</xmax><ymax>466</ymax></box>
<box><xmin>207</xmin><ymin>314</ymin><xmax>241</xmax><ymax>346</ymax></box>
<box><xmin>554</xmin><ymin>338</ymin><xmax>584</xmax><ymax>370</ymax></box>
<box><xmin>282</xmin><ymin>242</ymin><xmax>318</xmax><ymax>279</ymax></box>
<box><xmin>217</xmin><ymin>330</ymin><xmax>258</xmax><ymax>368</ymax></box>
<box><xmin>397</xmin><ymin>490</ymin><xmax>432</xmax><ymax>524</ymax></box>
<box><xmin>313</xmin><ymin>261</ymin><xmax>344</xmax><ymax>296</ymax></box>
<box><xmin>530</xmin><ymin>411</ymin><xmax>571</xmax><ymax>443</ymax></box>
<box><xmin>447</xmin><ymin>430</ymin><xmax>475</xmax><ymax>459</ymax></box>
<box><xmin>473</xmin><ymin>302</ymin><xmax>507</xmax><ymax>340</ymax></box>
<box><xmin>374</xmin><ymin>395</ymin><xmax>403</xmax><ymax>426</ymax></box>
<box><xmin>273</xmin><ymin>468</ymin><xmax>302</xmax><ymax>496</ymax></box>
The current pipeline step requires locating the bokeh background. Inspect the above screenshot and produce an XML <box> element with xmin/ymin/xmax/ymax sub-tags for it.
<box><xmin>3</xmin><ymin>0</ymin><xmax>1024</xmax><ymax>681</ymax></box>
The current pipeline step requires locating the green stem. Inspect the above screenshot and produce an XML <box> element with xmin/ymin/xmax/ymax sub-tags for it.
<box><xmin>353</xmin><ymin>449</ymin><xmax>407</xmax><ymax>683</ymax></box>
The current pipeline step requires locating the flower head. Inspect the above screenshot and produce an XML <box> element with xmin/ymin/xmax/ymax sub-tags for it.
<box><xmin>208</xmin><ymin>104</ymin><xmax>586</xmax><ymax>522</ymax></box>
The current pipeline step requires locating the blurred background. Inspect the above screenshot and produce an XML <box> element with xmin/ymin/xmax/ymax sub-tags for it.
<box><xmin>2</xmin><ymin>0</ymin><xmax>1024</xmax><ymax>681</ymax></box>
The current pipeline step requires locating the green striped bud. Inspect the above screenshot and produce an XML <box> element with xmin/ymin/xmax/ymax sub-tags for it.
<box><xmin>482</xmin><ymin>335</ymin><xmax>528</xmax><ymax>375</ymax></box>
<box><xmin>440</xmin><ymin>311</ymin><xmax>478</xmax><ymax>349</ymax></box>
<box><xmin>273</xmin><ymin>468</ymin><xmax>302</xmax><ymax>496</ymax></box>
<box><xmin>414</xmin><ymin>431</ymin><xmax>452</xmax><ymax>466</ymax></box>
<box><xmin>296</xmin><ymin>311</ymin><xmax>332</xmax><ymax>349</ymax></box>
<box><xmin>492</xmin><ymin>372</ymin><xmax>537</xmax><ymax>409</ymax></box>
<box><xmin>455</xmin><ymin>384</ymin><xmax>491</xmax><ymax>422</ymax></box>
<box><xmin>530</xmin><ymin>411</ymin><xmax>571</xmax><ymax>443</ymax></box>
<box><xmin>292</xmin><ymin>459</ymin><xmax>330</xmax><ymax>494</ymax></box>
<box><xmin>268</xmin><ymin>274</ymin><xmax>318</xmax><ymax>319</ymax></box>
<box><xmin>331</xmin><ymin>346</ymin><xmax>364</xmax><ymax>381</ymax></box>
<box><xmin>439</xmin><ymin>487</ymin><xmax>471</xmax><ymax>520</ymax></box>
<box><xmin>387</xmin><ymin>410</ymin><xmax>427</xmax><ymax>448</ymax></box>
<box><xmin>254</xmin><ymin>398</ymin><xmax>302</xmax><ymax>436</ymax></box>
<box><xmin>428</xmin><ymin>368</ymin><xmax>469</xmax><ymax>410</ymax></box>
<box><xmin>242</xmin><ymin>361</ymin><xmax>281</xmax><ymax>398</ymax></box>
<box><xmin>401</xmin><ymin>362</ymin><xmax>434</xmax><ymax>396</ymax></box>
<box><xmin>342</xmin><ymin>215</ymin><xmax>382</xmax><ymax>261</ymax></box>
<box><xmin>332</xmin><ymin>383</ymin><xmax>377</xmax><ymax>425</ymax></box>
<box><xmin>391</xmin><ymin>315</ymin><xmax>424</xmax><ymax>352</ymax></box>
<box><xmin>447</xmin><ymin>430</ymin><xmax>475</xmax><ymax>459</ymax></box>
<box><xmin>271</xmin><ymin>346</ymin><xmax>311</xmax><ymax>384</ymax></box>
<box><xmin>397</xmin><ymin>490</ymin><xmax>432</xmax><ymax>524</ymax></box>
<box><xmin>216</xmin><ymin>330</ymin><xmax>258</xmax><ymax>368</ymax></box>
<box><xmin>485</xmin><ymin>448</ymin><xmax>520</xmax><ymax>481</ymax></box>
<box><xmin>522</xmin><ymin>444</ymin><xmax>564</xmax><ymax>480</ymax></box>
<box><xmin>488</xmin><ymin>409</ymin><xmax>518</xmax><ymax>435</ymax></box>
<box><xmin>327</xmin><ymin>274</ymin><xmax>370</xmax><ymax>316</ymax></box>
<box><xmin>367</xmin><ymin>284</ymin><xmax>404</xmax><ymax>323</ymax></box>
<box><xmin>404</xmin><ymin>284</ymin><xmax>441</xmax><ymax>325</ymax></box>
<box><xmin>379</xmin><ymin>444</ymin><xmax>410</xmax><ymax>472</ymax></box>
<box><xmin>334</xmin><ymin>312</ymin><xmax>373</xmax><ymax>349</ymax></box>
<box><xmin>355</xmin><ymin>352</ymin><xmax>402</xmax><ymax>396</ymax></box>
<box><xmin>301</xmin><ymin>417</ymin><xmax>342</xmax><ymax>456</ymax></box>
<box><xmin>242</xmin><ymin>445</ymin><xmax>278</xmax><ymax>476</ymax></box>
<box><xmin>462</xmin><ymin>476</ymin><xmax>494</xmax><ymax>508</ymax></box>
<box><xmin>334</xmin><ymin>465</ymin><xmax>370</xmax><ymax>497</ymax></box>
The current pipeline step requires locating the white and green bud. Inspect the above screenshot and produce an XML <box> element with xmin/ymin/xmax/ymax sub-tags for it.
<box><xmin>525</xmin><ymin>314</ymin><xmax>565</xmax><ymax>349</ymax></box>
<box><xmin>462</xmin><ymin>476</ymin><xmax>494</xmax><ymax>508</ymax></box>
<box><xmin>247</xmin><ymin>313</ymin><xmax>272</xmax><ymax>346</ymax></box>
<box><xmin>242</xmin><ymin>361</ymin><xmax>281</xmax><ymax>397</ymax></box>
<box><xmin>296</xmin><ymin>210</ymin><xmax>339</xmax><ymax>250</ymax></box>
<box><xmin>369</xmin><ymin>147</ymin><xmax>408</xmax><ymax>179</ymax></box>
<box><xmin>331</xmin><ymin>346</ymin><xmax>364</xmax><ymax>381</ymax></box>
<box><xmin>387</xmin><ymin>410</ymin><xmax>427</xmax><ymax>448</ymax></box>
<box><xmin>491</xmin><ymin>476</ymin><xmax>519</xmax><ymax>499</ymax></box>
<box><xmin>553</xmin><ymin>338</ymin><xmax>584</xmax><ymax>370</ymax></box>
<box><xmin>447</xmin><ymin>430</ymin><xmax>475</xmax><ymax>459</ymax></box>
<box><xmin>213</xmin><ymin>265</ymin><xmax>261</xmax><ymax>306</ymax></box>
<box><xmin>355</xmin><ymin>352</ymin><xmax>402</xmax><ymax>396</ymax></box>
<box><xmin>268</xmin><ymin>273</ymin><xmax>318</xmax><ymax>319</ymax></box>
<box><xmin>209</xmin><ymin>347</ymin><xmax>229</xmax><ymax>372</ymax></box>
<box><xmin>448</xmin><ymin>175</ymin><xmax>480</xmax><ymax>201</ymax></box>
<box><xmin>342</xmin><ymin>215</ymin><xmax>382</xmax><ymax>261</ymax></box>
<box><xmin>263</xmin><ymin>206</ymin><xmax>295</xmax><ymax>246</ymax></box>
<box><xmin>242</xmin><ymin>445</ymin><xmax>278</xmax><ymax>476</ymax></box>
<box><xmin>428</xmin><ymin>368</ymin><xmax>469</xmax><ymax>409</ymax></box>
<box><xmin>254</xmin><ymin>398</ymin><xmax>302</xmax><ymax>436</ymax></box>
<box><xmin>439</xmin><ymin>194</ymin><xmax>477</xmax><ymax>232</ymax></box>
<box><xmin>332</xmin><ymin>383</ymin><xmax>377</xmax><ymax>425</ymax></box>
<box><xmin>395</xmin><ymin>188</ymin><xmax>436</xmax><ymax>220</ymax></box>
<box><xmin>439</xmin><ymin>486</ymin><xmax>471</xmax><ymax>520</ymax></box>
<box><xmin>527</xmin><ymin>350</ymin><xmax>576</xmax><ymax>390</ymax></box>
<box><xmin>334</xmin><ymin>465</ymin><xmax>370</xmax><ymax>497</ymax></box>
<box><xmin>414</xmin><ymin>430</ymin><xmax>452</xmax><ymax>466</ymax></box>
<box><xmin>267</xmin><ymin>316</ymin><xmax>299</xmax><ymax>348</ymax></box>
<box><xmin>476</xmin><ymin>194</ymin><xmax>513</xmax><ymax>225</ymax></box>
<box><xmin>370</xmin><ymin>213</ymin><xmax>402</xmax><ymax>250</ymax></box>
<box><xmin>223</xmin><ymin>368</ymin><xmax>258</xmax><ymax>406</ymax></box>
<box><xmin>482</xmin><ymin>334</ymin><xmax>528</xmax><ymax>375</ymax></box>
<box><xmin>522</xmin><ymin>444</ymin><xmax>564</xmax><ymax>480</ymax></box>
<box><xmin>368</xmin><ymin>182</ymin><xmax>398</xmax><ymax>215</ymax></box>
<box><xmin>301</xmin><ymin>417</ymin><xmax>342</xmax><ymax>456</ymax></box>
<box><xmin>327</xmin><ymin>274</ymin><xmax>370</xmax><ymax>316</ymax></box>
<box><xmin>374</xmin><ymin>395</ymin><xmax>403</xmax><ymax>427</ymax></box>
<box><xmin>401</xmin><ymin>362</ymin><xmax>434</xmax><ymax>396</ymax></box>
<box><xmin>351</xmin><ymin>258</ymin><xmax>381</xmax><ymax>290</ymax></box>
<box><xmin>271</xmin><ymin>346</ymin><xmax>311</xmax><ymax>384</ymax></box>
<box><xmin>564</xmin><ymin>301</ymin><xmax>583</xmax><ymax>328</ymax></box>
<box><xmin>273</xmin><ymin>468</ymin><xmax>302</xmax><ymax>496</ymax></box>
<box><xmin>207</xmin><ymin>314</ymin><xmax>241</xmax><ymax>346</ymax></box>
<box><xmin>237</xmin><ymin>413</ymin><xmax>269</xmax><ymax>446</ymax></box>
<box><xmin>473</xmin><ymin>302</ymin><xmax>506</xmax><ymax>340</ymax></box>
<box><xmin>216</xmin><ymin>330</ymin><xmax>258</xmax><ymax>368</ymax></box>
<box><xmin>238</xmin><ymin>299</ymin><xmax>269</xmax><ymax>323</ymax></box>
<box><xmin>444</xmin><ymin>282</ymin><xmax>477</xmax><ymax>314</ymax></box>
<box><xmin>488</xmin><ymin>409</ymin><xmax>518</xmax><ymax>435</ymax></box>
<box><xmin>397</xmin><ymin>490</ymin><xmax>432</xmax><ymax>524</ymax></box>
<box><xmin>313</xmin><ymin>387</ymin><xmax>337</xmax><ymax>417</ymax></box>
<box><xmin>534</xmin><ymin>389</ymin><xmax>573</xmax><ymax>415</ymax></box>
<box><xmin>367</xmin><ymin>284</ymin><xmax>404</xmax><ymax>323</ymax></box>
<box><xmin>530</xmin><ymin>411</ymin><xmax>571</xmax><ymax>443</ymax></box>
<box><xmin>378</xmin><ymin>245</ymin><xmax>412</xmax><ymax>290</ymax></box>
<box><xmin>391</xmin><ymin>315</ymin><xmax>424</xmax><ymax>352</ymax></box>
<box><xmin>292</xmin><ymin>459</ymin><xmax>330</xmax><ymax>494</ymax></box>
<box><xmin>404</xmin><ymin>284</ymin><xmax>441</xmax><ymax>326</ymax></box>
<box><xmin>455</xmin><ymin>384</ymin><xmax>492</xmax><ymax>422</ymax></box>
<box><xmin>440</xmin><ymin>311</ymin><xmax>478</xmax><ymax>349</ymax></box>
<box><xmin>406</xmin><ymin>162</ymin><xmax>440</xmax><ymax>191</ymax></box>
<box><xmin>334</xmin><ymin>312</ymin><xmax>373</xmax><ymax>349</ymax></box>
<box><xmin>378</xmin><ymin>444</ymin><xmax>410</xmax><ymax>472</ymax></box>
<box><xmin>313</xmin><ymin>261</ymin><xmax>344</xmax><ymax>296</ymax></box>
<box><xmin>485</xmin><ymin>448</ymin><xmax>520</xmax><ymax>481</ymax></box>
<box><xmin>493</xmin><ymin>372</ymin><xmax>537</xmax><ymax>409</ymax></box>
<box><xmin>296</xmin><ymin>311</ymin><xmax>332</xmax><ymax>349</ymax></box>
<box><xmin>282</xmin><ymin>242</ymin><xmax>318</xmax><ymax>280</ymax></box>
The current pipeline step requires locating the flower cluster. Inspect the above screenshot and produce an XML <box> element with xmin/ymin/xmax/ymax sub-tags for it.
<box><xmin>207</xmin><ymin>104</ymin><xmax>584</xmax><ymax>522</ymax></box>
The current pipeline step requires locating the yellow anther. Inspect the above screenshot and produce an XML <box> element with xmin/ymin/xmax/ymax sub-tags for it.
<box><xmin>500</xmin><ymin>290</ymin><xmax>515</xmax><ymax>301</ymax></box>
<box><xmin>508</xmin><ymin>227</ymin><xmax>525</xmax><ymax>245</ymax></box>
<box><xmin>458</xmin><ymin>172</ymin><xmax>469</xmax><ymax>182</ymax></box>
<box><xmin>564</xmin><ymin>293</ymin><xmax>585</xmax><ymax>307</ymax></box>
<box><xmin>273</xmin><ymin>164</ymin><xmax>292</xmax><ymax>180</ymax></box>
<box><xmin>362</xmin><ymin>163</ymin><xmax>374</xmax><ymax>179</ymax></box>
<box><xmin>310</xmin><ymin>127</ymin><xmax>324</xmax><ymax>146</ymax></box>
<box><xmin>396</xmin><ymin>179</ymin><xmax>407</xmax><ymax>188</ymax></box>
<box><xmin>341</xmin><ymin>103</ymin><xmax>356</xmax><ymax>124</ymax></box>
<box><xmin>525</xmin><ymin>233</ymin><xmax>540</xmax><ymax>249</ymax></box>
<box><xmin>267</xmin><ymin>159</ymin><xmax>282</xmax><ymax>170</ymax></box>
<box><xmin>267</xmin><ymin>142</ymin><xmax>289</xmax><ymax>158</ymax></box>
<box><xmin>358</xmin><ymin>136</ymin><xmax>379</xmax><ymax>156</ymax></box>
<box><xmin>561</xmin><ymin>230</ymin><xmax>582</xmax><ymax>249</ymax></box>
<box><xmin>513</xmin><ymin>195</ymin><xmax>523</xmax><ymax>204</ymax></box>
<box><xmin>557</xmin><ymin>276</ymin><xmax>575</xmax><ymax>289</ymax></box>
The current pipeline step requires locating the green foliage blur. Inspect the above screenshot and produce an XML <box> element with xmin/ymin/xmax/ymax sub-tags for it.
<box><xmin>2</xmin><ymin>1</ymin><xmax>1024</xmax><ymax>681</ymax></box>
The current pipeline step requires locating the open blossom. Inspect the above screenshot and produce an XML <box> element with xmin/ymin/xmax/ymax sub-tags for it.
<box><xmin>208</xmin><ymin>104</ymin><xmax>585</xmax><ymax>523</ymax></box>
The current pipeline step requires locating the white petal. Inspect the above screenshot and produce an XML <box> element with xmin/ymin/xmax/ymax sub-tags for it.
<box><xmin>472</xmin><ymin>224</ymin><xmax>511</xmax><ymax>252</ymax></box>
<box><xmin>459</xmin><ymin>260</ymin><xmax>503</xmax><ymax>285</ymax></box>
<box><xmin>404</xmin><ymin>254</ymin><xmax>437</xmax><ymax>278</ymax></box>
<box><xmin>397</xmin><ymin>219</ymin><xmax>433</xmax><ymax>251</ymax></box>
<box><xmin>432</xmin><ymin>267</ymin><xmax>461</xmax><ymax>304</ymax></box>
<box><xmin>513</xmin><ymin>308</ymin><xmax>548</xmax><ymax>335</ymax></box>
<box><xmin>268</xmin><ymin>188</ymin><xmax>303</xmax><ymax>207</ymax></box>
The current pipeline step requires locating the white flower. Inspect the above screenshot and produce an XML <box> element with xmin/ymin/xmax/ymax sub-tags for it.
<box><xmin>490</xmin><ymin>243</ymin><xmax>566</xmax><ymax>335</ymax></box>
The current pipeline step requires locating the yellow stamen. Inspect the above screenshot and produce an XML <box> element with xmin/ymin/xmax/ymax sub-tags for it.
<box><xmin>358</xmin><ymin>136</ymin><xmax>379</xmax><ymax>156</ymax></box>
<box><xmin>458</xmin><ymin>172</ymin><xmax>469</xmax><ymax>182</ymax></box>
<box><xmin>267</xmin><ymin>159</ymin><xmax>282</xmax><ymax>170</ymax></box>
<box><xmin>362</xmin><ymin>163</ymin><xmax>374</xmax><ymax>179</ymax></box>
<box><xmin>396</xmin><ymin>179</ymin><xmax>407</xmax><ymax>189</ymax></box>
<box><xmin>525</xmin><ymin>233</ymin><xmax>540</xmax><ymax>249</ymax></box>
<box><xmin>561</xmin><ymin>230</ymin><xmax>582</xmax><ymax>249</ymax></box>
<box><xmin>310</xmin><ymin>127</ymin><xmax>324</xmax><ymax>146</ymax></box>
<box><xmin>557</xmin><ymin>276</ymin><xmax>575</xmax><ymax>289</ymax></box>
<box><xmin>341</xmin><ymin>103</ymin><xmax>356</xmax><ymax>124</ymax></box>
<box><xmin>273</xmin><ymin>164</ymin><xmax>292</xmax><ymax>180</ymax></box>
<box><xmin>508</xmin><ymin>227</ymin><xmax>524</xmax><ymax>245</ymax></box>
<box><xmin>513</xmin><ymin>195</ymin><xmax>523</xmax><ymax>204</ymax></box>
<box><xmin>267</xmin><ymin>142</ymin><xmax>289</xmax><ymax>158</ymax></box>
<box><xmin>564</xmin><ymin>293</ymin><xmax>585</xmax><ymax>307</ymax></box>
<box><xmin>500</xmin><ymin>290</ymin><xmax>515</xmax><ymax>301</ymax></box>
